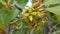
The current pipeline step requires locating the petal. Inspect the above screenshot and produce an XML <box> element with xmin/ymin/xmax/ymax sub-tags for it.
<box><xmin>22</xmin><ymin>13</ymin><xmax>29</xmax><ymax>18</ymax></box>
<box><xmin>23</xmin><ymin>13</ymin><xmax>29</xmax><ymax>16</ymax></box>
<box><xmin>28</xmin><ymin>8</ymin><xmax>32</xmax><ymax>13</ymax></box>
<box><xmin>37</xmin><ymin>12</ymin><xmax>41</xmax><ymax>16</ymax></box>
<box><xmin>32</xmin><ymin>12</ymin><xmax>37</xmax><ymax>15</ymax></box>
<box><xmin>29</xmin><ymin>16</ymin><xmax>33</xmax><ymax>21</ymax></box>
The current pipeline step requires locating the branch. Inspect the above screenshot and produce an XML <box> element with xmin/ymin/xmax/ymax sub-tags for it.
<box><xmin>14</xmin><ymin>4</ymin><xmax>23</xmax><ymax>11</ymax></box>
<box><xmin>30</xmin><ymin>29</ymin><xmax>34</xmax><ymax>34</ymax></box>
<box><xmin>52</xmin><ymin>30</ymin><xmax>60</xmax><ymax>34</ymax></box>
<box><xmin>33</xmin><ymin>0</ymin><xmax>44</xmax><ymax>8</ymax></box>
<box><xmin>32</xmin><ymin>0</ymin><xmax>35</xmax><ymax>3</ymax></box>
<box><xmin>38</xmin><ymin>0</ymin><xmax>43</xmax><ymax>7</ymax></box>
<box><xmin>48</xmin><ymin>23</ymin><xmax>60</xmax><ymax>34</ymax></box>
<box><xmin>46</xmin><ymin>16</ymin><xmax>60</xmax><ymax>34</ymax></box>
<box><xmin>13</xmin><ymin>0</ymin><xmax>23</xmax><ymax>11</ymax></box>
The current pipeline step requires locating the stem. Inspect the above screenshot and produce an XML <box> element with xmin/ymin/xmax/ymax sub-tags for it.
<box><xmin>30</xmin><ymin>29</ymin><xmax>34</xmax><ymax>34</ymax></box>
<box><xmin>14</xmin><ymin>4</ymin><xmax>23</xmax><ymax>11</ymax></box>
<box><xmin>52</xmin><ymin>30</ymin><xmax>60</xmax><ymax>34</ymax></box>
<box><xmin>32</xmin><ymin>0</ymin><xmax>35</xmax><ymax>3</ymax></box>
<box><xmin>13</xmin><ymin>0</ymin><xmax>23</xmax><ymax>11</ymax></box>
<box><xmin>38</xmin><ymin>0</ymin><xmax>43</xmax><ymax>7</ymax></box>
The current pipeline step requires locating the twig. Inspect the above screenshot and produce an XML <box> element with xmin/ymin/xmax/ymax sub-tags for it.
<box><xmin>48</xmin><ymin>23</ymin><xmax>60</xmax><ymax>34</ymax></box>
<box><xmin>46</xmin><ymin>14</ymin><xmax>60</xmax><ymax>34</ymax></box>
<box><xmin>30</xmin><ymin>29</ymin><xmax>34</xmax><ymax>34</ymax></box>
<box><xmin>13</xmin><ymin>0</ymin><xmax>23</xmax><ymax>11</ymax></box>
<box><xmin>52</xmin><ymin>30</ymin><xmax>60</xmax><ymax>34</ymax></box>
<box><xmin>14</xmin><ymin>4</ymin><xmax>23</xmax><ymax>11</ymax></box>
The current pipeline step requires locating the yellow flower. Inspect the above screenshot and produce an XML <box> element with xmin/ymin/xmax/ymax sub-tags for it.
<box><xmin>22</xmin><ymin>13</ymin><xmax>29</xmax><ymax>19</ymax></box>
<box><xmin>32</xmin><ymin>12</ymin><xmax>37</xmax><ymax>15</ymax></box>
<box><xmin>22</xmin><ymin>6</ymin><xmax>44</xmax><ymax>21</ymax></box>
<box><xmin>22</xmin><ymin>7</ymin><xmax>36</xmax><ymax>21</ymax></box>
<box><xmin>23</xmin><ymin>13</ymin><xmax>33</xmax><ymax>21</ymax></box>
<box><xmin>29</xmin><ymin>16</ymin><xmax>33</xmax><ymax>21</ymax></box>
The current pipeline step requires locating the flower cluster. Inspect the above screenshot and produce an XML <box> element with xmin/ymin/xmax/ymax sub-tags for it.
<box><xmin>22</xmin><ymin>7</ymin><xmax>46</xmax><ymax>21</ymax></box>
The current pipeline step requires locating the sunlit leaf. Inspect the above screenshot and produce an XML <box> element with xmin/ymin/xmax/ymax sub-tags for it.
<box><xmin>56</xmin><ymin>15</ymin><xmax>60</xmax><ymax>21</ymax></box>
<box><xmin>46</xmin><ymin>6</ymin><xmax>60</xmax><ymax>15</ymax></box>
<box><xmin>0</xmin><ymin>0</ymin><xmax>6</xmax><ymax>5</ymax></box>
<box><xmin>44</xmin><ymin>0</ymin><xmax>48</xmax><ymax>3</ymax></box>
<box><xmin>29</xmin><ymin>16</ymin><xmax>33</xmax><ymax>21</ymax></box>
<box><xmin>49</xmin><ymin>3</ymin><xmax>60</xmax><ymax>8</ymax></box>
<box><xmin>44</xmin><ymin>0</ymin><xmax>60</xmax><ymax>5</ymax></box>
<box><xmin>0</xmin><ymin>0</ymin><xmax>3</xmax><ymax>2</ymax></box>
<box><xmin>8</xmin><ymin>0</ymin><xmax>14</xmax><ymax>3</ymax></box>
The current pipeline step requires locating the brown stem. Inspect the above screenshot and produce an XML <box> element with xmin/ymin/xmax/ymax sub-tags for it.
<box><xmin>33</xmin><ymin>0</ymin><xmax>44</xmax><ymax>8</ymax></box>
<box><xmin>37</xmin><ymin>0</ymin><xmax>43</xmax><ymax>7</ymax></box>
<box><xmin>32</xmin><ymin>0</ymin><xmax>35</xmax><ymax>3</ymax></box>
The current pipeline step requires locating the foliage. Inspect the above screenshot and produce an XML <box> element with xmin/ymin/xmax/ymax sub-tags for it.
<box><xmin>0</xmin><ymin>0</ymin><xmax>60</xmax><ymax>34</ymax></box>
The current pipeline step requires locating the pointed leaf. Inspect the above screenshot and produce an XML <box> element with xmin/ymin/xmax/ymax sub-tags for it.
<box><xmin>49</xmin><ymin>3</ymin><xmax>60</xmax><ymax>8</ymax></box>
<box><xmin>6</xmin><ymin>7</ymin><xmax>19</xmax><ymax>24</ymax></box>
<box><xmin>44</xmin><ymin>0</ymin><xmax>60</xmax><ymax>5</ymax></box>
<box><xmin>46</xmin><ymin>6</ymin><xmax>60</xmax><ymax>15</ymax></box>
<box><xmin>0</xmin><ymin>9</ymin><xmax>7</xmax><ymax>24</ymax></box>
<box><xmin>29</xmin><ymin>16</ymin><xmax>33</xmax><ymax>21</ymax></box>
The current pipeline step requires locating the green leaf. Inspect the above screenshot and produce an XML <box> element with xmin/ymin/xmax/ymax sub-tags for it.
<box><xmin>56</xmin><ymin>15</ymin><xmax>60</xmax><ymax>21</ymax></box>
<box><xmin>44</xmin><ymin>0</ymin><xmax>60</xmax><ymax>5</ymax></box>
<box><xmin>6</xmin><ymin>7</ymin><xmax>19</xmax><ymax>24</ymax></box>
<box><xmin>14</xmin><ymin>31</ymin><xmax>20</xmax><ymax>34</ymax></box>
<box><xmin>0</xmin><ymin>9</ymin><xmax>6</xmax><ymax>24</ymax></box>
<box><xmin>0</xmin><ymin>0</ymin><xmax>6</xmax><ymax>5</ymax></box>
<box><xmin>46</xmin><ymin>6</ymin><xmax>60</xmax><ymax>15</ymax></box>
<box><xmin>0</xmin><ymin>0</ymin><xmax>4</xmax><ymax>3</ymax></box>
<box><xmin>48</xmin><ymin>3</ymin><xmax>60</xmax><ymax>8</ymax></box>
<box><xmin>44</xmin><ymin>0</ymin><xmax>48</xmax><ymax>3</ymax></box>
<box><xmin>0</xmin><ymin>2</ymin><xmax>4</xmax><ymax>8</ymax></box>
<box><xmin>8</xmin><ymin>0</ymin><xmax>14</xmax><ymax>3</ymax></box>
<box><xmin>4</xmin><ymin>0</ymin><xmax>13</xmax><ymax>3</ymax></box>
<box><xmin>17</xmin><ymin>0</ymin><xmax>28</xmax><ymax>7</ymax></box>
